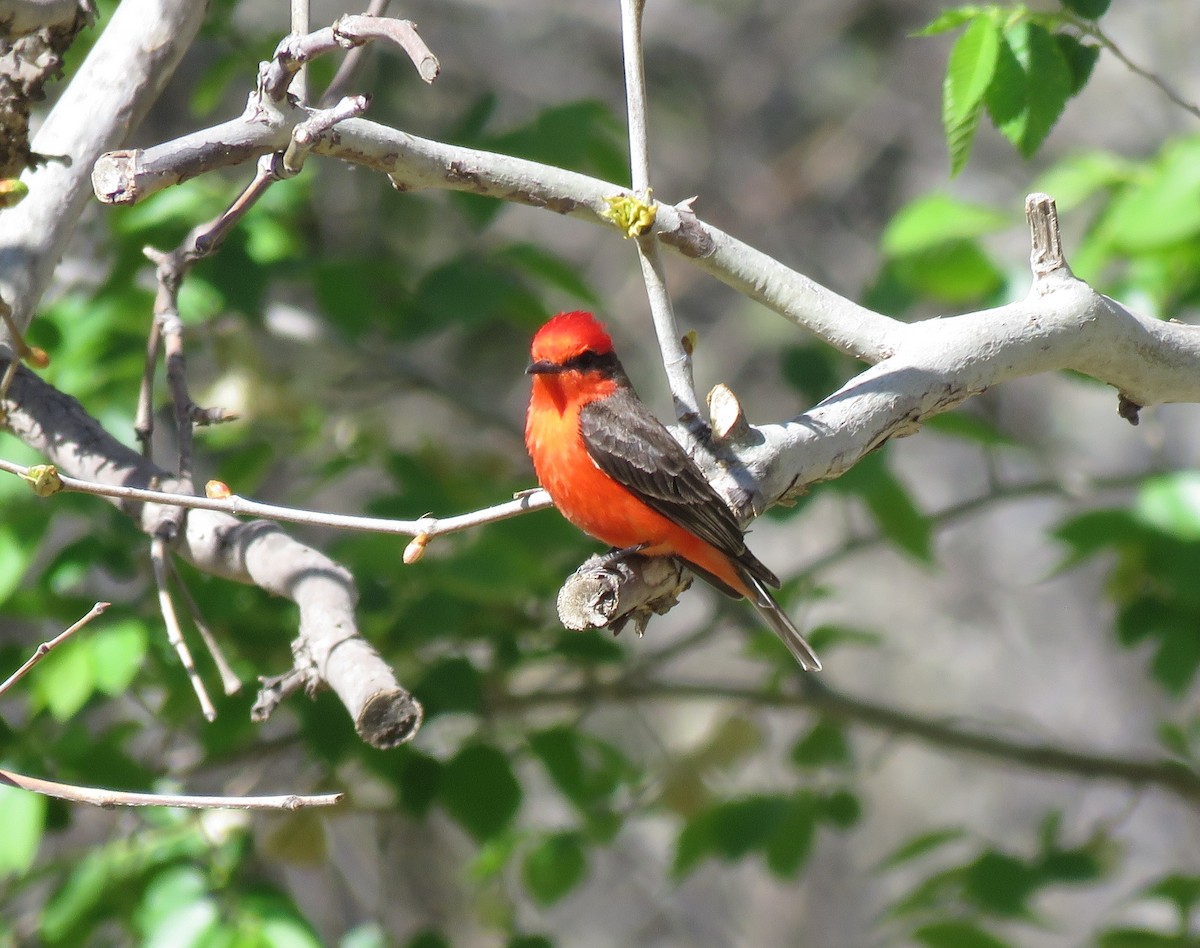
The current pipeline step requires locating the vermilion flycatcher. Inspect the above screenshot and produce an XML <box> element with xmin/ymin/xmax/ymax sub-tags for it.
<box><xmin>525</xmin><ymin>310</ymin><xmax>821</xmax><ymax>671</ymax></box>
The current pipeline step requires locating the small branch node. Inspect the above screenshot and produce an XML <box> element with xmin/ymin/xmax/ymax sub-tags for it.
<box><xmin>282</xmin><ymin>94</ymin><xmax>370</xmax><ymax>176</ymax></box>
<box><xmin>1117</xmin><ymin>393</ymin><xmax>1142</xmax><ymax>426</ymax></box>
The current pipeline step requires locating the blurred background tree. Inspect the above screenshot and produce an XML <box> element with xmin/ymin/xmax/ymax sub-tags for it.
<box><xmin>1</xmin><ymin>0</ymin><xmax>1199</xmax><ymax>946</ymax></box>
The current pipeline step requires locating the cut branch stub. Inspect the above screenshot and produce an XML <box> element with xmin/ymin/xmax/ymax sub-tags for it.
<box><xmin>1026</xmin><ymin>191</ymin><xmax>1069</xmax><ymax>280</ymax></box>
<box><xmin>557</xmin><ymin>552</ymin><xmax>693</xmax><ymax>637</ymax></box>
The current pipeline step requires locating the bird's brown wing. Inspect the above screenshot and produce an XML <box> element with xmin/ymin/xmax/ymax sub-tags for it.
<box><xmin>579</xmin><ymin>388</ymin><xmax>779</xmax><ymax>587</ymax></box>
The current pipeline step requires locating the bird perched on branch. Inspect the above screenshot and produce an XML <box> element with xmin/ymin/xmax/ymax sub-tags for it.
<box><xmin>524</xmin><ymin>310</ymin><xmax>821</xmax><ymax>671</ymax></box>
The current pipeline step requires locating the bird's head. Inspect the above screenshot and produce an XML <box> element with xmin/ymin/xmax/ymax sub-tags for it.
<box><xmin>526</xmin><ymin>311</ymin><xmax>617</xmax><ymax>379</ymax></box>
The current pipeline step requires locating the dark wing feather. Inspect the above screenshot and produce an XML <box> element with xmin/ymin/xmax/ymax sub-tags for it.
<box><xmin>580</xmin><ymin>388</ymin><xmax>776</xmax><ymax>586</ymax></box>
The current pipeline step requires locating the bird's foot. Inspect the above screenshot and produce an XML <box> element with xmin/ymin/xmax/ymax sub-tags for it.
<box><xmin>595</xmin><ymin>544</ymin><xmax>649</xmax><ymax>570</ymax></box>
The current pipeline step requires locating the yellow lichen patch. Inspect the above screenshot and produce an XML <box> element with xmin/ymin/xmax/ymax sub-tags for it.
<box><xmin>22</xmin><ymin>465</ymin><xmax>63</xmax><ymax>497</ymax></box>
<box><xmin>600</xmin><ymin>191</ymin><xmax>657</xmax><ymax>238</ymax></box>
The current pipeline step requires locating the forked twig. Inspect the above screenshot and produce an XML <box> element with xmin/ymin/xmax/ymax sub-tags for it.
<box><xmin>150</xmin><ymin>536</ymin><xmax>216</xmax><ymax>721</ymax></box>
<box><xmin>167</xmin><ymin>559</ymin><xmax>242</xmax><ymax>696</ymax></box>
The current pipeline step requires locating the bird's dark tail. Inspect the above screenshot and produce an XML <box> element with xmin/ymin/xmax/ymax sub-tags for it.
<box><xmin>746</xmin><ymin>575</ymin><xmax>822</xmax><ymax>671</ymax></box>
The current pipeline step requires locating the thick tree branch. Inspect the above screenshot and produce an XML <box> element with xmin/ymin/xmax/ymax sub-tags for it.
<box><xmin>88</xmin><ymin>78</ymin><xmax>1200</xmax><ymax>634</ymax></box>
<box><xmin>91</xmin><ymin>111</ymin><xmax>903</xmax><ymax>362</ymax></box>
<box><xmin>0</xmin><ymin>0</ymin><xmax>204</xmax><ymax>333</ymax></box>
<box><xmin>0</xmin><ymin>356</ymin><xmax>421</xmax><ymax>747</ymax></box>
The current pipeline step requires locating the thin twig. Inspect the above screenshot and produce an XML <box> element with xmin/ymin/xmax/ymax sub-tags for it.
<box><xmin>167</xmin><ymin>559</ymin><xmax>242</xmax><ymax>696</ymax></box>
<box><xmin>498</xmin><ymin>677</ymin><xmax>1200</xmax><ymax>805</ymax></box>
<box><xmin>150</xmin><ymin>536</ymin><xmax>215</xmax><ymax>721</ymax></box>
<box><xmin>0</xmin><ymin>768</ymin><xmax>342</xmax><ymax>809</ymax></box>
<box><xmin>0</xmin><ymin>456</ymin><xmax>553</xmax><ymax>539</ymax></box>
<box><xmin>618</xmin><ymin>0</ymin><xmax>701</xmax><ymax>425</ymax></box>
<box><xmin>1070</xmin><ymin>17</ymin><xmax>1200</xmax><ymax>122</ymax></box>
<box><xmin>290</xmin><ymin>0</ymin><xmax>310</xmax><ymax>104</ymax></box>
<box><xmin>262</xmin><ymin>14</ymin><xmax>438</xmax><ymax>101</ymax></box>
<box><xmin>134</xmin><ymin>317</ymin><xmax>162</xmax><ymax>456</ymax></box>
<box><xmin>318</xmin><ymin>0</ymin><xmax>392</xmax><ymax>107</ymax></box>
<box><xmin>0</xmin><ymin>602</ymin><xmax>110</xmax><ymax>699</ymax></box>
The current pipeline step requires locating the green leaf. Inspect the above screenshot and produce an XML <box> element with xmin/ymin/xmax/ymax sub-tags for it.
<box><xmin>522</xmin><ymin>832</ymin><xmax>588</xmax><ymax>905</ymax></box>
<box><xmin>914</xmin><ymin>920</ymin><xmax>1013</xmax><ymax>948</ymax></box>
<box><xmin>497</xmin><ymin>244</ymin><xmax>598</xmax><ymax>305</ymax></box>
<box><xmin>1054</xmin><ymin>34</ymin><xmax>1101</xmax><ymax>95</ymax></box>
<box><xmin>410</xmin><ymin>255</ymin><xmax>542</xmax><ymax>338</ymax></box>
<box><xmin>781</xmin><ymin>345</ymin><xmax>842</xmax><ymax>404</ymax></box>
<box><xmin>1061</xmin><ymin>0</ymin><xmax>1110</xmax><ymax>18</ymax></box>
<box><xmin>414</xmin><ymin>656</ymin><xmax>483</xmax><ymax>718</ymax></box>
<box><xmin>763</xmin><ymin>792</ymin><xmax>818</xmax><ymax>878</ymax></box>
<box><xmin>1135</xmin><ymin>472</ymin><xmax>1200</xmax><ymax>540</ymax></box>
<box><xmin>143</xmin><ymin>899</ymin><xmax>219</xmax><ymax>948</ymax></box>
<box><xmin>924</xmin><ymin>411</ymin><xmax>1017</xmax><ymax>446</ymax></box>
<box><xmin>0</xmin><ymin>526</ymin><xmax>33</xmax><ymax>607</ymax></box>
<box><xmin>1146</xmin><ymin>873</ymin><xmax>1200</xmax><ymax>914</ymax></box>
<box><xmin>397</xmin><ymin>751</ymin><xmax>441</xmax><ymax>816</ymax></box>
<box><xmin>821</xmin><ymin>789</ymin><xmax>863</xmax><ymax>829</ymax></box>
<box><xmin>484</xmin><ymin>100</ymin><xmax>627</xmax><ymax>184</ymax></box>
<box><xmin>878</xmin><ymin>827</ymin><xmax>966</xmax><ymax>870</ymax></box>
<box><xmin>32</xmin><ymin>636</ymin><xmax>96</xmax><ymax>721</ymax></box>
<box><xmin>1147</xmin><ymin>613</ymin><xmax>1200</xmax><ymax>695</ymax></box>
<box><xmin>986</xmin><ymin>22</ymin><xmax>1075</xmax><ymax>158</ymax></box>
<box><xmin>942</xmin><ymin>15</ymin><xmax>1002</xmax><ymax>175</ymax></box>
<box><xmin>403</xmin><ymin>931</ymin><xmax>452</xmax><ymax>948</ymax></box>
<box><xmin>528</xmin><ymin>727</ymin><xmax>631</xmax><ymax>814</ymax></box>
<box><xmin>136</xmin><ymin>865</ymin><xmax>214</xmax><ymax>944</ymax></box>
<box><xmin>886</xmin><ymin>240</ymin><xmax>1006</xmax><ymax>305</ymax></box>
<box><xmin>835</xmin><ymin>452</ymin><xmax>933</xmax><ymax>562</ymax></box>
<box><xmin>507</xmin><ymin>937</ymin><xmax>554</xmax><ymax>948</ymax></box>
<box><xmin>1032</xmin><ymin>151</ymin><xmax>1132</xmax><ymax>211</ymax></box>
<box><xmin>439</xmin><ymin>743</ymin><xmax>521</xmax><ymax>842</ymax></box>
<box><xmin>914</xmin><ymin>7</ymin><xmax>988</xmax><ymax>37</ymax></box>
<box><xmin>964</xmin><ymin>850</ymin><xmax>1038</xmax><ymax>915</ymax></box>
<box><xmin>882</xmin><ymin>193</ymin><xmax>1010</xmax><ymax>256</ymax></box>
<box><xmin>790</xmin><ymin>719</ymin><xmax>852</xmax><ymax>769</ymax></box>
<box><xmin>90</xmin><ymin>620</ymin><xmax>148</xmax><ymax>696</ymax></box>
<box><xmin>0</xmin><ymin>784</ymin><xmax>45</xmax><ymax>875</ymax></box>
<box><xmin>673</xmin><ymin>795</ymin><xmax>789</xmax><ymax>877</ymax></box>
<box><xmin>1157</xmin><ymin>722</ymin><xmax>1193</xmax><ymax>760</ymax></box>
<box><xmin>1099</xmin><ymin>140</ymin><xmax>1200</xmax><ymax>252</ymax></box>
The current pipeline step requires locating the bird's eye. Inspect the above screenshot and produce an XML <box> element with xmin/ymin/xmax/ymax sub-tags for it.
<box><xmin>566</xmin><ymin>350</ymin><xmax>605</xmax><ymax>371</ymax></box>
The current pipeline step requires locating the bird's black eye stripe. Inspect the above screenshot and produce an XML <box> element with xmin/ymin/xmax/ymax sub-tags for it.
<box><xmin>562</xmin><ymin>350</ymin><xmax>617</xmax><ymax>372</ymax></box>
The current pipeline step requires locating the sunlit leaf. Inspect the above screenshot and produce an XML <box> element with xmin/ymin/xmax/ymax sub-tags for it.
<box><xmin>942</xmin><ymin>15</ymin><xmax>1001</xmax><ymax>175</ymax></box>
<box><xmin>0</xmin><ymin>785</ymin><xmax>45</xmax><ymax>876</ymax></box>
<box><xmin>986</xmin><ymin>22</ymin><xmax>1073</xmax><ymax>158</ymax></box>
<box><xmin>882</xmin><ymin>193</ymin><xmax>1010</xmax><ymax>256</ymax></box>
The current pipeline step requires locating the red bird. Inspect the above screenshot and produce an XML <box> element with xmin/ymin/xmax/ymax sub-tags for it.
<box><xmin>524</xmin><ymin>310</ymin><xmax>821</xmax><ymax>671</ymax></box>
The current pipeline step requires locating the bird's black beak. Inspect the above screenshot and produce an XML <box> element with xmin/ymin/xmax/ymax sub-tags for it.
<box><xmin>526</xmin><ymin>359</ymin><xmax>562</xmax><ymax>375</ymax></box>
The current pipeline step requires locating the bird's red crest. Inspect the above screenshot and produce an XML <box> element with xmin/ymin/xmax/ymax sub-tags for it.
<box><xmin>531</xmin><ymin>311</ymin><xmax>614</xmax><ymax>364</ymax></box>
